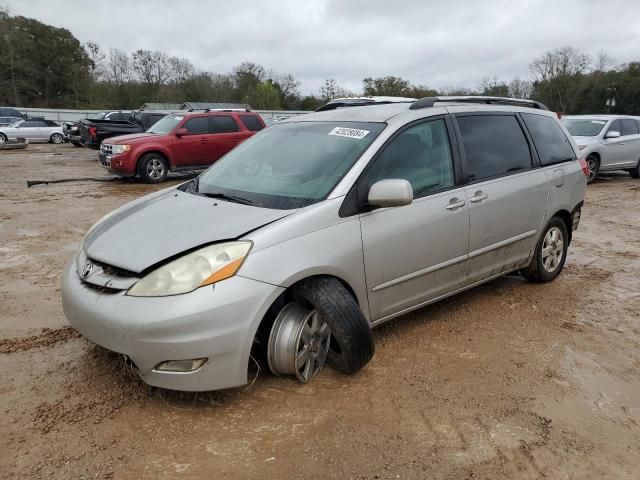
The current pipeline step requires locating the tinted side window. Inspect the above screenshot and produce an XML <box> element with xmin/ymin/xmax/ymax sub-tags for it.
<box><xmin>620</xmin><ymin>119</ymin><xmax>639</xmax><ymax>136</ymax></box>
<box><xmin>210</xmin><ymin>115</ymin><xmax>239</xmax><ymax>133</ymax></box>
<box><xmin>456</xmin><ymin>115</ymin><xmax>532</xmax><ymax>182</ymax></box>
<box><xmin>239</xmin><ymin>114</ymin><xmax>264</xmax><ymax>132</ymax></box>
<box><xmin>21</xmin><ymin>121</ymin><xmax>38</xmax><ymax>127</ymax></box>
<box><xmin>363</xmin><ymin>118</ymin><xmax>455</xmax><ymax>198</ymax></box>
<box><xmin>183</xmin><ymin>117</ymin><xmax>210</xmax><ymax>134</ymax></box>
<box><xmin>45</xmin><ymin>120</ymin><xmax>58</xmax><ymax>127</ymax></box>
<box><xmin>607</xmin><ymin>119</ymin><xmax>621</xmax><ymax>135</ymax></box>
<box><xmin>521</xmin><ymin>113</ymin><xmax>575</xmax><ymax>166</ymax></box>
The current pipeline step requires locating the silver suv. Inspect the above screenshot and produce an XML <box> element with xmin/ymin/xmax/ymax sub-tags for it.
<box><xmin>62</xmin><ymin>96</ymin><xmax>587</xmax><ymax>392</ymax></box>
<box><xmin>562</xmin><ymin>114</ymin><xmax>640</xmax><ymax>183</ymax></box>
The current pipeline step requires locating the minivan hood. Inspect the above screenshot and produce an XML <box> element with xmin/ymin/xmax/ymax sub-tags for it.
<box><xmin>84</xmin><ymin>189</ymin><xmax>292</xmax><ymax>273</ymax></box>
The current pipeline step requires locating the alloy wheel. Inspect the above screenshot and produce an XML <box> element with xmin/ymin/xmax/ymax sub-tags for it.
<box><xmin>268</xmin><ymin>302</ymin><xmax>331</xmax><ymax>383</ymax></box>
<box><xmin>146</xmin><ymin>158</ymin><xmax>165</xmax><ymax>180</ymax></box>
<box><xmin>541</xmin><ymin>226</ymin><xmax>564</xmax><ymax>273</ymax></box>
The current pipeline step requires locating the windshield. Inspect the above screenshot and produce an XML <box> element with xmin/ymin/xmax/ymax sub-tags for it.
<box><xmin>196</xmin><ymin>121</ymin><xmax>386</xmax><ymax>209</ymax></box>
<box><xmin>9</xmin><ymin>119</ymin><xmax>23</xmax><ymax>127</ymax></box>
<box><xmin>563</xmin><ymin>119</ymin><xmax>608</xmax><ymax>137</ymax></box>
<box><xmin>148</xmin><ymin>115</ymin><xmax>184</xmax><ymax>134</ymax></box>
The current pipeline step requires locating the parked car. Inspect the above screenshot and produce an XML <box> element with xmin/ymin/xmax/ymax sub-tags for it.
<box><xmin>0</xmin><ymin>118</ymin><xmax>64</xmax><ymax>144</ymax></box>
<box><xmin>98</xmin><ymin>109</ymin><xmax>265</xmax><ymax>182</ymax></box>
<box><xmin>562</xmin><ymin>115</ymin><xmax>640</xmax><ymax>183</ymax></box>
<box><xmin>0</xmin><ymin>116</ymin><xmax>22</xmax><ymax>127</ymax></box>
<box><xmin>0</xmin><ymin>107</ymin><xmax>25</xmax><ymax>119</ymax></box>
<box><xmin>65</xmin><ymin>111</ymin><xmax>132</xmax><ymax>147</ymax></box>
<box><xmin>78</xmin><ymin>110</ymin><xmax>170</xmax><ymax>149</ymax></box>
<box><xmin>316</xmin><ymin>96</ymin><xmax>416</xmax><ymax>111</ymax></box>
<box><xmin>62</xmin><ymin>96</ymin><xmax>587</xmax><ymax>392</ymax></box>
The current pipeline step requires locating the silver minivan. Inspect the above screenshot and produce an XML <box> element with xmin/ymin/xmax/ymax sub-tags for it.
<box><xmin>62</xmin><ymin>96</ymin><xmax>587</xmax><ymax>392</ymax></box>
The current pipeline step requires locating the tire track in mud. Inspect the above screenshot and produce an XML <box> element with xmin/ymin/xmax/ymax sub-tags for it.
<box><xmin>0</xmin><ymin>326</ymin><xmax>80</xmax><ymax>354</ymax></box>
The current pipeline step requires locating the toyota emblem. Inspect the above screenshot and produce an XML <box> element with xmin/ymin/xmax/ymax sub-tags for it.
<box><xmin>81</xmin><ymin>262</ymin><xmax>93</xmax><ymax>279</ymax></box>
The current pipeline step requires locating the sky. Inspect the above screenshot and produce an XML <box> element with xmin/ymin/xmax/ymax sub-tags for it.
<box><xmin>3</xmin><ymin>0</ymin><xmax>640</xmax><ymax>95</ymax></box>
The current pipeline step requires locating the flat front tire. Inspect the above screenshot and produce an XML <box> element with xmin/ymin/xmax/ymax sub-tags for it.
<box><xmin>292</xmin><ymin>277</ymin><xmax>374</xmax><ymax>375</ymax></box>
<box><xmin>138</xmin><ymin>154</ymin><xmax>168</xmax><ymax>183</ymax></box>
<box><xmin>521</xmin><ymin>217</ymin><xmax>569</xmax><ymax>283</ymax></box>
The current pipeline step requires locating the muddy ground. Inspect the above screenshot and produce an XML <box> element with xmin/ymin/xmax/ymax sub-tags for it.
<box><xmin>0</xmin><ymin>144</ymin><xmax>639</xmax><ymax>479</ymax></box>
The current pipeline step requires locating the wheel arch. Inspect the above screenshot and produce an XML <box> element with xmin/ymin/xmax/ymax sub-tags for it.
<box><xmin>247</xmin><ymin>273</ymin><xmax>364</xmax><ymax>374</ymax></box>
<box><xmin>135</xmin><ymin>149</ymin><xmax>171</xmax><ymax>174</ymax></box>
<box><xmin>550</xmin><ymin>209</ymin><xmax>573</xmax><ymax>244</ymax></box>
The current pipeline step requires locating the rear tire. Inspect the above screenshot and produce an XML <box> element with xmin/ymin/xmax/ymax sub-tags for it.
<box><xmin>292</xmin><ymin>277</ymin><xmax>374</xmax><ymax>374</ymax></box>
<box><xmin>138</xmin><ymin>154</ymin><xmax>168</xmax><ymax>183</ymax></box>
<box><xmin>586</xmin><ymin>154</ymin><xmax>599</xmax><ymax>184</ymax></box>
<box><xmin>50</xmin><ymin>133</ymin><xmax>63</xmax><ymax>144</ymax></box>
<box><xmin>521</xmin><ymin>217</ymin><xmax>569</xmax><ymax>283</ymax></box>
<box><xmin>629</xmin><ymin>159</ymin><xmax>640</xmax><ymax>179</ymax></box>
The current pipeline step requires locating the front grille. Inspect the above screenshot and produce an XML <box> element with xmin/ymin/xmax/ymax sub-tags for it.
<box><xmin>80</xmin><ymin>258</ymin><xmax>139</xmax><ymax>292</ymax></box>
<box><xmin>100</xmin><ymin>144</ymin><xmax>114</xmax><ymax>155</ymax></box>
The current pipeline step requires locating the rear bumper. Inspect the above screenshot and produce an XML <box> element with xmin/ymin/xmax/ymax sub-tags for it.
<box><xmin>61</xmin><ymin>259</ymin><xmax>283</xmax><ymax>391</ymax></box>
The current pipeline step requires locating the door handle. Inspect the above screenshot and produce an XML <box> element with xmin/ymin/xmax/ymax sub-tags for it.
<box><xmin>200</xmin><ymin>138</ymin><xmax>208</xmax><ymax>143</ymax></box>
<box><xmin>619</xmin><ymin>143</ymin><xmax>625</xmax><ymax>146</ymax></box>
<box><xmin>469</xmin><ymin>192</ymin><xmax>488</xmax><ymax>203</ymax></box>
<box><xmin>446</xmin><ymin>199</ymin><xmax>466</xmax><ymax>210</ymax></box>
<box><xmin>232</xmin><ymin>135</ymin><xmax>242</xmax><ymax>139</ymax></box>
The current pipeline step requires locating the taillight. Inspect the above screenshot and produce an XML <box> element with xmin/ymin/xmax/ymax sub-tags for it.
<box><xmin>88</xmin><ymin>127</ymin><xmax>97</xmax><ymax>139</ymax></box>
<box><xmin>556</xmin><ymin>111</ymin><xmax>563</xmax><ymax>119</ymax></box>
<box><xmin>578</xmin><ymin>158</ymin><xmax>589</xmax><ymax>177</ymax></box>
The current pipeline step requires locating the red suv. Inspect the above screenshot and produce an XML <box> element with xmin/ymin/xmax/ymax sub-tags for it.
<box><xmin>98</xmin><ymin>110</ymin><xmax>266</xmax><ymax>182</ymax></box>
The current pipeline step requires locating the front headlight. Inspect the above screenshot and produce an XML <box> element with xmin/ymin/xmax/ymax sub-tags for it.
<box><xmin>127</xmin><ymin>241</ymin><xmax>252</xmax><ymax>297</ymax></box>
<box><xmin>113</xmin><ymin>144</ymin><xmax>130</xmax><ymax>154</ymax></box>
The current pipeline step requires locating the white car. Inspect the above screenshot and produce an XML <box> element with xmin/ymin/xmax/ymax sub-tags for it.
<box><xmin>562</xmin><ymin>115</ymin><xmax>640</xmax><ymax>183</ymax></box>
<box><xmin>0</xmin><ymin>118</ymin><xmax>64</xmax><ymax>144</ymax></box>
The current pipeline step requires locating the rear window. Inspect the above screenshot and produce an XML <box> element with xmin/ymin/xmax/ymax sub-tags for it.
<box><xmin>522</xmin><ymin>113</ymin><xmax>576</xmax><ymax>166</ymax></box>
<box><xmin>210</xmin><ymin>115</ymin><xmax>239</xmax><ymax>133</ymax></box>
<box><xmin>456</xmin><ymin>115</ymin><xmax>532</xmax><ymax>182</ymax></box>
<box><xmin>239</xmin><ymin>114</ymin><xmax>264</xmax><ymax>132</ymax></box>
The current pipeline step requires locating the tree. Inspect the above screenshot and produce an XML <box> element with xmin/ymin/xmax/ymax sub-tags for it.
<box><xmin>319</xmin><ymin>78</ymin><xmax>350</xmax><ymax>100</ymax></box>
<box><xmin>363</xmin><ymin>76</ymin><xmax>411</xmax><ymax>96</ymax></box>
<box><xmin>132</xmin><ymin>49</ymin><xmax>172</xmax><ymax>87</ymax></box>
<box><xmin>168</xmin><ymin>57</ymin><xmax>195</xmax><ymax>84</ymax></box>
<box><xmin>508</xmin><ymin>77</ymin><xmax>533</xmax><ymax>99</ymax></box>
<box><xmin>530</xmin><ymin>46</ymin><xmax>590</xmax><ymax>81</ymax></box>
<box><xmin>479</xmin><ymin>76</ymin><xmax>509</xmax><ymax>96</ymax></box>
<box><xmin>105</xmin><ymin>48</ymin><xmax>132</xmax><ymax>85</ymax></box>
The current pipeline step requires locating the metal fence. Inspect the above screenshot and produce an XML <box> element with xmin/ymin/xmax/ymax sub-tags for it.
<box><xmin>13</xmin><ymin>107</ymin><xmax>308</xmax><ymax>124</ymax></box>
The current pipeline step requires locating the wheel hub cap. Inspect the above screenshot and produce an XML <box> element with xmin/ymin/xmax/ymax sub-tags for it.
<box><xmin>542</xmin><ymin>227</ymin><xmax>564</xmax><ymax>273</ymax></box>
<box><xmin>267</xmin><ymin>302</ymin><xmax>331</xmax><ymax>383</ymax></box>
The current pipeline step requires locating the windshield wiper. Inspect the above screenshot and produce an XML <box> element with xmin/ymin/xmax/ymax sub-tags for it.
<box><xmin>199</xmin><ymin>191</ymin><xmax>254</xmax><ymax>205</ymax></box>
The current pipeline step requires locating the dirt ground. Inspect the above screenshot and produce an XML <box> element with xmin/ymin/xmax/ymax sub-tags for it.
<box><xmin>0</xmin><ymin>144</ymin><xmax>639</xmax><ymax>479</ymax></box>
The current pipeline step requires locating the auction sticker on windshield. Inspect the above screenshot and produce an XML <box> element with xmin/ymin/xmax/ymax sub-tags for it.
<box><xmin>329</xmin><ymin>127</ymin><xmax>370</xmax><ymax>139</ymax></box>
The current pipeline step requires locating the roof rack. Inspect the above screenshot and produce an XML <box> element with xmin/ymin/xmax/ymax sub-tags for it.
<box><xmin>316</xmin><ymin>96</ymin><xmax>416</xmax><ymax>112</ymax></box>
<box><xmin>187</xmin><ymin>108</ymin><xmax>251</xmax><ymax>113</ymax></box>
<box><xmin>409</xmin><ymin>96</ymin><xmax>549</xmax><ymax>111</ymax></box>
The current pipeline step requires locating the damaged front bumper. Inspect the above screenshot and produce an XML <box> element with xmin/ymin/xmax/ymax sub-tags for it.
<box><xmin>61</xmin><ymin>259</ymin><xmax>283</xmax><ymax>391</ymax></box>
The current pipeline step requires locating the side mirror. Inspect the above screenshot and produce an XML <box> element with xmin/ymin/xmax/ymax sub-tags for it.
<box><xmin>176</xmin><ymin>128</ymin><xmax>188</xmax><ymax>137</ymax></box>
<box><xmin>605</xmin><ymin>130</ymin><xmax>621</xmax><ymax>139</ymax></box>
<box><xmin>367</xmin><ymin>179</ymin><xmax>413</xmax><ymax>208</ymax></box>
